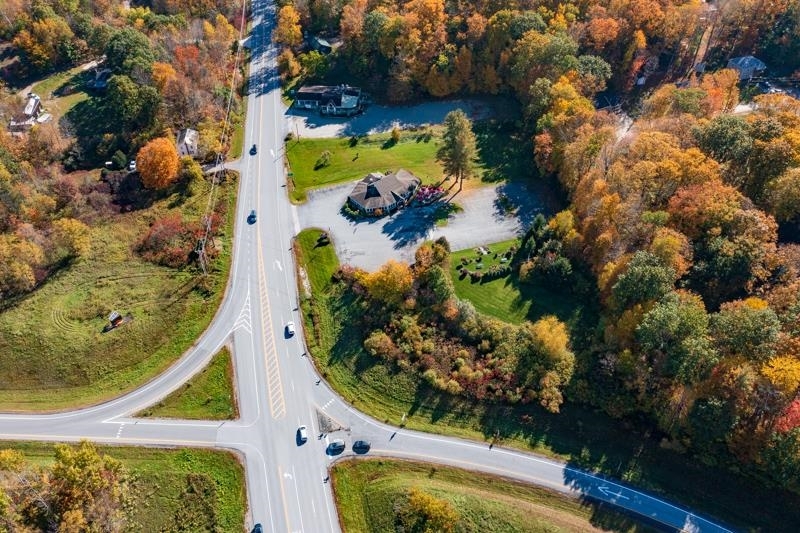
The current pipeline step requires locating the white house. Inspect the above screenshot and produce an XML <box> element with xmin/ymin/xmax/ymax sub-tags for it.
<box><xmin>176</xmin><ymin>128</ymin><xmax>199</xmax><ymax>157</ymax></box>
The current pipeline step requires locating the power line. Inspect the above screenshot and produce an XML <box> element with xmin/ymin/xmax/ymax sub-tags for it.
<box><xmin>196</xmin><ymin>0</ymin><xmax>249</xmax><ymax>277</ymax></box>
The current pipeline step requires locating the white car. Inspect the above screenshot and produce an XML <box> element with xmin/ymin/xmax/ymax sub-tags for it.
<box><xmin>128</xmin><ymin>160</ymin><xmax>137</xmax><ymax>171</ymax></box>
<box><xmin>286</xmin><ymin>321</ymin><xmax>295</xmax><ymax>336</ymax></box>
<box><xmin>297</xmin><ymin>425</ymin><xmax>308</xmax><ymax>443</ymax></box>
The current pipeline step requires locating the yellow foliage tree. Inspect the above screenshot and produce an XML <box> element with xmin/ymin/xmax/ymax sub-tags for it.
<box><xmin>762</xmin><ymin>356</ymin><xmax>800</xmax><ymax>395</ymax></box>
<box><xmin>137</xmin><ymin>137</ymin><xmax>180</xmax><ymax>189</ymax></box>
<box><xmin>51</xmin><ymin>218</ymin><xmax>92</xmax><ymax>258</ymax></box>
<box><xmin>364</xmin><ymin>260</ymin><xmax>413</xmax><ymax>307</ymax></box>
<box><xmin>406</xmin><ymin>488</ymin><xmax>459</xmax><ymax>533</ymax></box>
<box><xmin>151</xmin><ymin>62</ymin><xmax>177</xmax><ymax>93</ymax></box>
<box><xmin>274</xmin><ymin>5</ymin><xmax>302</xmax><ymax>48</ymax></box>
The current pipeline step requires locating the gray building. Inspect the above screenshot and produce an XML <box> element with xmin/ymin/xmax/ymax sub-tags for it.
<box><xmin>347</xmin><ymin>169</ymin><xmax>421</xmax><ymax>215</ymax></box>
<box><xmin>727</xmin><ymin>56</ymin><xmax>767</xmax><ymax>80</ymax></box>
<box><xmin>176</xmin><ymin>128</ymin><xmax>199</xmax><ymax>157</ymax></box>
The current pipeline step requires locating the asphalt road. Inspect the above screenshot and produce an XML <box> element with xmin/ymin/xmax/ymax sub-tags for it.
<box><xmin>0</xmin><ymin>1</ymin><xmax>736</xmax><ymax>532</ymax></box>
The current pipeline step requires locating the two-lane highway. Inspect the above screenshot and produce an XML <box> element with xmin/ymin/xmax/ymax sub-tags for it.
<box><xmin>0</xmin><ymin>0</ymin><xmax>737</xmax><ymax>531</ymax></box>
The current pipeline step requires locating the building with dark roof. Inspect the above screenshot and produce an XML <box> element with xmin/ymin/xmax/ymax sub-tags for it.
<box><xmin>294</xmin><ymin>85</ymin><xmax>363</xmax><ymax>116</ymax></box>
<box><xmin>347</xmin><ymin>169</ymin><xmax>421</xmax><ymax>215</ymax></box>
<box><xmin>727</xmin><ymin>56</ymin><xmax>767</xmax><ymax>80</ymax></box>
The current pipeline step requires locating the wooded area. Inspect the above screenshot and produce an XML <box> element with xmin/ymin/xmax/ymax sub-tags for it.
<box><xmin>273</xmin><ymin>0</ymin><xmax>800</xmax><ymax>498</ymax></box>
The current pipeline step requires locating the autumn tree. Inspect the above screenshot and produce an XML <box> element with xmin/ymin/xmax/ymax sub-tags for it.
<box><xmin>398</xmin><ymin>488</ymin><xmax>459</xmax><ymax>533</ymax></box>
<box><xmin>0</xmin><ymin>235</ymin><xmax>44</xmax><ymax>298</ymax></box>
<box><xmin>274</xmin><ymin>5</ymin><xmax>302</xmax><ymax>48</ymax></box>
<box><xmin>51</xmin><ymin>218</ymin><xmax>91</xmax><ymax>259</ymax></box>
<box><xmin>364</xmin><ymin>260</ymin><xmax>413</xmax><ymax>308</ymax></box>
<box><xmin>50</xmin><ymin>441</ymin><xmax>129</xmax><ymax>531</ymax></box>
<box><xmin>766</xmin><ymin>168</ymin><xmax>800</xmax><ymax>222</ymax></box>
<box><xmin>437</xmin><ymin>109</ymin><xmax>477</xmax><ymax>190</ymax></box>
<box><xmin>137</xmin><ymin>137</ymin><xmax>181</xmax><ymax>189</ymax></box>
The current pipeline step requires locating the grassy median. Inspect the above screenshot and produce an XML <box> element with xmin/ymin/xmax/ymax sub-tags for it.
<box><xmin>138</xmin><ymin>346</ymin><xmax>238</xmax><ymax>420</ymax></box>
<box><xmin>332</xmin><ymin>459</ymin><xmax>653</xmax><ymax>532</ymax></box>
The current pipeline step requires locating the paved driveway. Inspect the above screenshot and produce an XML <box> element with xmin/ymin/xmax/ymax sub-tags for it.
<box><xmin>297</xmin><ymin>180</ymin><xmax>551</xmax><ymax>271</ymax></box>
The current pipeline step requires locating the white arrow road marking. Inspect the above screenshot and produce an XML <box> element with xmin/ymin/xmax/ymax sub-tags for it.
<box><xmin>598</xmin><ymin>485</ymin><xmax>630</xmax><ymax>500</ymax></box>
<box><xmin>283</xmin><ymin>472</ymin><xmax>293</xmax><ymax>480</ymax></box>
<box><xmin>270</xmin><ymin>149</ymin><xmax>275</xmax><ymax>157</ymax></box>
<box><xmin>274</xmin><ymin>259</ymin><xmax>283</xmax><ymax>271</ymax></box>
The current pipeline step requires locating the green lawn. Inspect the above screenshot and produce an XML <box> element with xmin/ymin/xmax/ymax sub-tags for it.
<box><xmin>333</xmin><ymin>459</ymin><xmax>653</xmax><ymax>533</ymax></box>
<box><xmin>1</xmin><ymin>442</ymin><xmax>246</xmax><ymax>532</ymax></box>
<box><xmin>295</xmin><ymin>236</ymin><xmax>800</xmax><ymax>532</ymax></box>
<box><xmin>138</xmin><ymin>346</ymin><xmax>238</xmax><ymax>420</ymax></box>
<box><xmin>29</xmin><ymin>64</ymin><xmax>93</xmax><ymax>122</ymax></box>
<box><xmin>295</xmin><ymin>228</ymin><xmax>339</xmax><ymax>294</ymax></box>
<box><xmin>448</xmin><ymin>240</ymin><xmax>586</xmax><ymax>327</ymax></box>
<box><xmin>0</xmin><ymin>177</ymin><xmax>235</xmax><ymax>411</ymax></box>
<box><xmin>285</xmin><ymin>130</ymin><xmax>443</xmax><ymax>202</ymax></box>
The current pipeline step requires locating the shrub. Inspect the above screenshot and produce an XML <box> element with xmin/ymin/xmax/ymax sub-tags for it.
<box><xmin>314</xmin><ymin>150</ymin><xmax>332</xmax><ymax>170</ymax></box>
<box><xmin>391</xmin><ymin>126</ymin><xmax>401</xmax><ymax>143</ymax></box>
<box><xmin>135</xmin><ymin>213</ymin><xmax>201</xmax><ymax>268</ymax></box>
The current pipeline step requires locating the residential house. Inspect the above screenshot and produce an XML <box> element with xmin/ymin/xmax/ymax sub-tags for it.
<box><xmin>310</xmin><ymin>35</ymin><xmax>333</xmax><ymax>54</ymax></box>
<box><xmin>727</xmin><ymin>56</ymin><xmax>767</xmax><ymax>80</ymax></box>
<box><xmin>176</xmin><ymin>128</ymin><xmax>199</xmax><ymax>157</ymax></box>
<box><xmin>294</xmin><ymin>85</ymin><xmax>363</xmax><ymax>116</ymax></box>
<box><xmin>8</xmin><ymin>93</ymin><xmax>43</xmax><ymax>132</ymax></box>
<box><xmin>347</xmin><ymin>169</ymin><xmax>421</xmax><ymax>215</ymax></box>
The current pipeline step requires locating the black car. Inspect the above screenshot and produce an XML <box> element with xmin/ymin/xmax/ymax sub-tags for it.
<box><xmin>252</xmin><ymin>524</ymin><xmax>262</xmax><ymax>533</ymax></box>
<box><xmin>352</xmin><ymin>440</ymin><xmax>371</xmax><ymax>454</ymax></box>
<box><xmin>250</xmin><ymin>143</ymin><xmax>257</xmax><ymax>155</ymax></box>
<box><xmin>247</xmin><ymin>210</ymin><xmax>257</xmax><ymax>224</ymax></box>
<box><xmin>327</xmin><ymin>439</ymin><xmax>346</xmax><ymax>455</ymax></box>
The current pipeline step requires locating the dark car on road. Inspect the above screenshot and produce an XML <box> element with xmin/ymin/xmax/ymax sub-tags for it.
<box><xmin>247</xmin><ymin>210</ymin><xmax>257</xmax><ymax>224</ymax></box>
<box><xmin>252</xmin><ymin>524</ymin><xmax>262</xmax><ymax>533</ymax></box>
<box><xmin>250</xmin><ymin>143</ymin><xmax>257</xmax><ymax>155</ymax></box>
<box><xmin>352</xmin><ymin>440</ymin><xmax>371</xmax><ymax>454</ymax></box>
<box><xmin>327</xmin><ymin>439</ymin><xmax>345</xmax><ymax>455</ymax></box>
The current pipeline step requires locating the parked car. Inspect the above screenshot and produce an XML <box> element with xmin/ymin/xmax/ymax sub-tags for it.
<box><xmin>127</xmin><ymin>160</ymin><xmax>136</xmax><ymax>172</ymax></box>
<box><xmin>247</xmin><ymin>210</ymin><xmax>257</xmax><ymax>224</ymax></box>
<box><xmin>285</xmin><ymin>321</ymin><xmax>295</xmax><ymax>336</ymax></box>
<box><xmin>298</xmin><ymin>425</ymin><xmax>308</xmax><ymax>444</ymax></box>
<box><xmin>352</xmin><ymin>440</ymin><xmax>371</xmax><ymax>454</ymax></box>
<box><xmin>327</xmin><ymin>439</ymin><xmax>345</xmax><ymax>454</ymax></box>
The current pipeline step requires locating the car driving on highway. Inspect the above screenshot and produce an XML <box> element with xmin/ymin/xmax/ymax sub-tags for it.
<box><xmin>247</xmin><ymin>210</ymin><xmax>257</xmax><ymax>224</ymax></box>
<box><xmin>285</xmin><ymin>321</ymin><xmax>295</xmax><ymax>336</ymax></box>
<box><xmin>297</xmin><ymin>425</ymin><xmax>308</xmax><ymax>444</ymax></box>
<box><xmin>327</xmin><ymin>439</ymin><xmax>345</xmax><ymax>454</ymax></box>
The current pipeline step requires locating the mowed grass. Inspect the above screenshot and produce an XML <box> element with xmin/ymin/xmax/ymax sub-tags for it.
<box><xmin>296</xmin><ymin>236</ymin><xmax>800</xmax><ymax>532</ymax></box>
<box><xmin>295</xmin><ymin>228</ymin><xmax>339</xmax><ymax>294</ymax></box>
<box><xmin>0</xmin><ymin>177</ymin><xmax>235</xmax><ymax>411</ymax></box>
<box><xmin>1</xmin><ymin>442</ymin><xmax>246</xmax><ymax>532</ymax></box>
<box><xmin>29</xmin><ymin>64</ymin><xmax>92</xmax><ymax>121</ymax></box>
<box><xmin>285</xmin><ymin>129</ymin><xmax>443</xmax><ymax>202</ymax></box>
<box><xmin>333</xmin><ymin>459</ymin><xmax>653</xmax><ymax>533</ymax></box>
<box><xmin>138</xmin><ymin>346</ymin><xmax>238</xmax><ymax>420</ymax></box>
<box><xmin>448</xmin><ymin>240</ymin><xmax>586</xmax><ymax>327</ymax></box>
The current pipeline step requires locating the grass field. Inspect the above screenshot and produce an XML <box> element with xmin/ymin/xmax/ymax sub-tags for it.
<box><xmin>285</xmin><ymin>129</ymin><xmax>443</xmax><ymax>202</ymax></box>
<box><xmin>295</xmin><ymin>234</ymin><xmax>800</xmax><ymax>532</ymax></box>
<box><xmin>448</xmin><ymin>240</ymin><xmax>587</xmax><ymax>327</ymax></box>
<box><xmin>2</xmin><ymin>442</ymin><xmax>246</xmax><ymax>532</ymax></box>
<box><xmin>138</xmin><ymin>346</ymin><xmax>238</xmax><ymax>420</ymax></box>
<box><xmin>332</xmin><ymin>459</ymin><xmax>654</xmax><ymax>533</ymax></box>
<box><xmin>0</xmin><ymin>177</ymin><xmax>235</xmax><ymax>411</ymax></box>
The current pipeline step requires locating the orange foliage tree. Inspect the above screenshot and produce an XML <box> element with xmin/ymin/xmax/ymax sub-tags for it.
<box><xmin>137</xmin><ymin>137</ymin><xmax>180</xmax><ymax>190</ymax></box>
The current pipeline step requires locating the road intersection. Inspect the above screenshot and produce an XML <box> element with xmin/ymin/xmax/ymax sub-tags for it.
<box><xmin>0</xmin><ymin>2</ymin><xmax>735</xmax><ymax>532</ymax></box>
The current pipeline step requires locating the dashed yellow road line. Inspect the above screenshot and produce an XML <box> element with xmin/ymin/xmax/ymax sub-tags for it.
<box><xmin>257</xmin><ymin>230</ymin><xmax>286</xmax><ymax>419</ymax></box>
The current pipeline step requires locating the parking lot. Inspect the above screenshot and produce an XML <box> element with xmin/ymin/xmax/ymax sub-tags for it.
<box><xmin>297</xmin><ymin>179</ymin><xmax>552</xmax><ymax>271</ymax></box>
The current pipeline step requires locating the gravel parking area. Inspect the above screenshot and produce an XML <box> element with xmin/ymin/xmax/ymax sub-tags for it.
<box><xmin>287</xmin><ymin>99</ymin><xmax>495</xmax><ymax>139</ymax></box>
<box><xmin>297</xmin><ymin>180</ymin><xmax>550</xmax><ymax>271</ymax></box>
